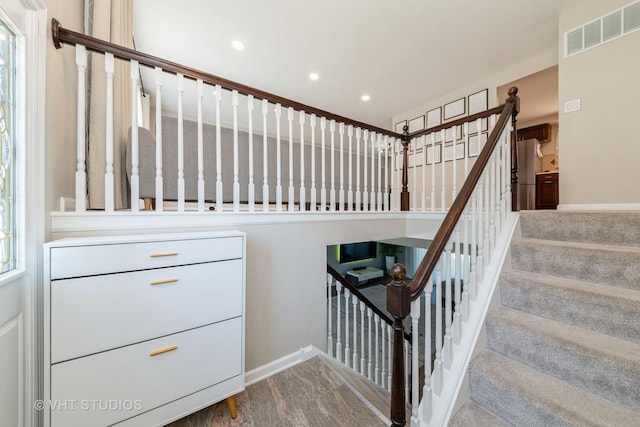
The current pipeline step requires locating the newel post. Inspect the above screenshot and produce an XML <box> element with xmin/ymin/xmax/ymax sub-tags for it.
<box><xmin>508</xmin><ymin>86</ymin><xmax>520</xmax><ymax>211</ymax></box>
<box><xmin>387</xmin><ymin>263</ymin><xmax>410</xmax><ymax>426</ymax></box>
<box><xmin>400</xmin><ymin>125</ymin><xmax>410</xmax><ymax>211</ymax></box>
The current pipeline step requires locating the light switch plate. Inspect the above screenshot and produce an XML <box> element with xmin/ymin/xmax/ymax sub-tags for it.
<box><xmin>564</xmin><ymin>98</ymin><xmax>581</xmax><ymax>113</ymax></box>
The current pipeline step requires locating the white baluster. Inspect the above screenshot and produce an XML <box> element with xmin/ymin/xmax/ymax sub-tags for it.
<box><xmin>336</xmin><ymin>281</ymin><xmax>342</xmax><ymax>362</ymax></box>
<box><xmin>404</xmin><ymin>338</ymin><xmax>410</xmax><ymax>403</ymax></box>
<box><xmin>75</xmin><ymin>45</ymin><xmax>87</xmax><ymax>212</ymax></box>
<box><xmin>356</xmin><ymin>128</ymin><xmax>362</xmax><ymax>211</ymax></box>
<box><xmin>352</xmin><ymin>292</ymin><xmax>358</xmax><ymax>369</ymax></box>
<box><xmin>375</xmin><ymin>315</ymin><xmax>380</xmax><ymax>385</ymax></box>
<box><xmin>247</xmin><ymin>95</ymin><xmax>255</xmax><ymax>212</ymax></box>
<box><xmin>370</xmin><ymin>133</ymin><xmax>376</xmax><ymax>211</ymax></box>
<box><xmin>384</xmin><ymin>136</ymin><xmax>389</xmax><ymax>211</ymax></box>
<box><xmin>130</xmin><ymin>60</ymin><xmax>141</xmax><ymax>212</ymax></box>
<box><xmin>344</xmin><ymin>288</ymin><xmax>351</xmax><ymax>367</ymax></box>
<box><xmin>310</xmin><ymin>114</ymin><xmax>317</xmax><ymax>211</ymax></box>
<box><xmin>262</xmin><ymin>99</ymin><xmax>269</xmax><ymax>212</ymax></box>
<box><xmin>431</xmin><ymin>132</ymin><xmax>436</xmax><ymax>212</ymax></box>
<box><xmin>377</xmin><ymin>134</ymin><xmax>383</xmax><ymax>211</ymax></box>
<box><xmin>175</xmin><ymin>73</ymin><xmax>184</xmax><ymax>212</ymax></box>
<box><xmin>421</xmin><ymin>136</ymin><xmax>427</xmax><ymax>211</ymax></box>
<box><xmin>489</xmin><ymin>151</ymin><xmax>497</xmax><ymax>251</ymax></box>
<box><xmin>462</xmin><ymin>205</ymin><xmax>471</xmax><ymax>322</ymax></box>
<box><xmin>484</xmin><ymin>166</ymin><xmax>491</xmax><ymax>266</ymax></box>
<box><xmin>288</xmin><ymin>107</ymin><xmax>295</xmax><ymax>212</ymax></box>
<box><xmin>360</xmin><ymin>301</ymin><xmax>366</xmax><ymax>374</ymax></box>
<box><xmin>299</xmin><ymin>110</ymin><xmax>306</xmax><ymax>212</ymax></box>
<box><xmin>433</xmin><ymin>256</ymin><xmax>444</xmax><ymax>395</ymax></box>
<box><xmin>422</xmin><ymin>284</ymin><xmax>433</xmax><ymax>422</ymax></box>
<box><xmin>410</xmin><ymin>298</ymin><xmax>421</xmax><ymax>426</ymax></box>
<box><xmin>452</xmin><ymin>126</ymin><xmax>458</xmax><ymax>203</ymax></box>
<box><xmin>363</xmin><ymin>130</ymin><xmax>369</xmax><ymax>211</ymax></box>
<box><xmin>367</xmin><ymin>307</ymin><xmax>373</xmax><ymax>380</ymax></box>
<box><xmin>327</xmin><ymin>274</ymin><xmax>333</xmax><ymax>357</ymax></box>
<box><xmin>214</xmin><ymin>85</ymin><xmax>223</xmax><ymax>212</ymax></box>
<box><xmin>275</xmin><ymin>103</ymin><xmax>283</xmax><ymax>211</ymax></box>
<box><xmin>453</xmin><ymin>224</ymin><xmax>462</xmax><ymax>345</ymax></box>
<box><xmin>104</xmin><ymin>53</ymin><xmax>114</xmax><ymax>212</ymax></box>
<box><xmin>339</xmin><ymin>123</ymin><xmax>345</xmax><ymax>211</ymax></box>
<box><xmin>464</xmin><ymin>122</ymin><xmax>470</xmax><ymax>179</ymax></box>
<box><xmin>443</xmin><ymin>244</ymin><xmax>452</xmax><ymax>369</ymax></box>
<box><xmin>470</xmin><ymin>188</ymin><xmax>478</xmax><ymax>300</ymax></box>
<box><xmin>412</xmin><ymin>137</ymin><xmax>417</xmax><ymax>211</ymax></box>
<box><xmin>348</xmin><ymin>125</ymin><xmax>353</xmax><ymax>211</ymax></box>
<box><xmin>154</xmin><ymin>67</ymin><xmax>163</xmax><ymax>211</ymax></box>
<box><xmin>196</xmin><ymin>80</ymin><xmax>205</xmax><ymax>212</ymax></box>
<box><xmin>440</xmin><ymin>129</ymin><xmax>446</xmax><ymax>211</ymax></box>
<box><xmin>387</xmin><ymin>324</ymin><xmax>392</xmax><ymax>390</ymax></box>
<box><xmin>396</xmin><ymin>139</ymin><xmax>402</xmax><ymax>211</ymax></box>
<box><xmin>477</xmin><ymin>176</ymin><xmax>485</xmax><ymax>283</ymax></box>
<box><xmin>505</xmin><ymin>122</ymin><xmax>513</xmax><ymax>214</ymax></box>
<box><xmin>380</xmin><ymin>317</ymin><xmax>386</xmax><ymax>387</ymax></box>
<box><xmin>320</xmin><ymin>117</ymin><xmax>327</xmax><ymax>211</ymax></box>
<box><xmin>390</xmin><ymin>137</ymin><xmax>395</xmax><ymax>211</ymax></box>
<box><xmin>330</xmin><ymin>120</ymin><xmax>336</xmax><ymax>211</ymax></box>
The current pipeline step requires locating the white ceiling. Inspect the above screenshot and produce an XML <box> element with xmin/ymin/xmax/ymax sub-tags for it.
<box><xmin>133</xmin><ymin>0</ymin><xmax>586</xmax><ymax>130</ymax></box>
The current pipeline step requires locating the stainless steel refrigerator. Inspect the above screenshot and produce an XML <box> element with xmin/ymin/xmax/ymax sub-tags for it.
<box><xmin>516</xmin><ymin>138</ymin><xmax>540</xmax><ymax>210</ymax></box>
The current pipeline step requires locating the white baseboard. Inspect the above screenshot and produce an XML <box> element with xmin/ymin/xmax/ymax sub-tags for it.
<box><xmin>245</xmin><ymin>345</ymin><xmax>321</xmax><ymax>387</ymax></box>
<box><xmin>557</xmin><ymin>203</ymin><xmax>640</xmax><ymax>211</ymax></box>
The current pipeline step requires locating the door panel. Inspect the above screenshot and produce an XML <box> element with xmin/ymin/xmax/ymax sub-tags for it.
<box><xmin>0</xmin><ymin>280</ymin><xmax>23</xmax><ymax>427</ymax></box>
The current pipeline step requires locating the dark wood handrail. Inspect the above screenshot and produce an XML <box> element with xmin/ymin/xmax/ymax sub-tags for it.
<box><xmin>407</xmin><ymin>105</ymin><xmax>505</xmax><ymax>140</ymax></box>
<box><xmin>409</xmin><ymin>87</ymin><xmax>519</xmax><ymax>300</ymax></box>
<box><xmin>51</xmin><ymin>18</ymin><xmax>401</xmax><ymax>140</ymax></box>
<box><xmin>327</xmin><ymin>264</ymin><xmax>411</xmax><ymax>342</ymax></box>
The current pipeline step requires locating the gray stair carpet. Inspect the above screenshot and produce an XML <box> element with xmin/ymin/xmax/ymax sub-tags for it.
<box><xmin>452</xmin><ymin>211</ymin><xmax>640</xmax><ymax>426</ymax></box>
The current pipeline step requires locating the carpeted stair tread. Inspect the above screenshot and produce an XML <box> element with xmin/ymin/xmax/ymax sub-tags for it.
<box><xmin>500</xmin><ymin>270</ymin><xmax>640</xmax><ymax>344</ymax></box>
<box><xmin>469</xmin><ymin>351</ymin><xmax>640</xmax><ymax>426</ymax></box>
<box><xmin>519</xmin><ymin>211</ymin><xmax>640</xmax><ymax>247</ymax></box>
<box><xmin>510</xmin><ymin>238</ymin><xmax>640</xmax><ymax>290</ymax></box>
<box><xmin>486</xmin><ymin>306</ymin><xmax>640</xmax><ymax>410</ymax></box>
<box><xmin>448</xmin><ymin>401</ymin><xmax>511</xmax><ymax>427</ymax></box>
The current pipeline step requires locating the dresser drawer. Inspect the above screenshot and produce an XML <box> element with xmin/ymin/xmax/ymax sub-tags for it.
<box><xmin>49</xmin><ymin>236</ymin><xmax>243</xmax><ymax>280</ymax></box>
<box><xmin>51</xmin><ymin>259</ymin><xmax>243</xmax><ymax>363</ymax></box>
<box><xmin>50</xmin><ymin>318</ymin><xmax>242</xmax><ymax>427</ymax></box>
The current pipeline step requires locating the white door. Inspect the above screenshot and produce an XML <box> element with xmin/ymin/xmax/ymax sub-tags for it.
<box><xmin>0</xmin><ymin>2</ymin><xmax>46</xmax><ymax>426</ymax></box>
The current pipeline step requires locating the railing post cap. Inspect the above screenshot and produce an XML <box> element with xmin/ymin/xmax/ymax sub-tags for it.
<box><xmin>508</xmin><ymin>86</ymin><xmax>519</xmax><ymax>97</ymax></box>
<box><xmin>391</xmin><ymin>263</ymin><xmax>406</xmax><ymax>283</ymax></box>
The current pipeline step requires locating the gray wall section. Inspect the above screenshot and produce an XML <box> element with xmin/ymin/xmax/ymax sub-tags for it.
<box><xmin>129</xmin><ymin>116</ymin><xmax>388</xmax><ymax>204</ymax></box>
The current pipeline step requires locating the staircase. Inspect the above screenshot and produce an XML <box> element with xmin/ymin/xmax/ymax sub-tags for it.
<box><xmin>451</xmin><ymin>211</ymin><xmax>640</xmax><ymax>426</ymax></box>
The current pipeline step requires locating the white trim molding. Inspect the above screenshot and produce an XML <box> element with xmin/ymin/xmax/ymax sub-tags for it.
<box><xmin>244</xmin><ymin>345</ymin><xmax>321</xmax><ymax>387</ymax></box>
<box><xmin>558</xmin><ymin>203</ymin><xmax>640</xmax><ymax>211</ymax></box>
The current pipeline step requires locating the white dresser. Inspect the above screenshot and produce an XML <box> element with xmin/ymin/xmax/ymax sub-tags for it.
<box><xmin>43</xmin><ymin>231</ymin><xmax>246</xmax><ymax>426</ymax></box>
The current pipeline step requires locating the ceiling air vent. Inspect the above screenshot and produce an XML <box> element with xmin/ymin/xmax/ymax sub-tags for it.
<box><xmin>565</xmin><ymin>0</ymin><xmax>640</xmax><ymax>57</ymax></box>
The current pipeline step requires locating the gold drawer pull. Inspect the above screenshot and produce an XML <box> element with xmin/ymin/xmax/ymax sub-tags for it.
<box><xmin>150</xmin><ymin>278</ymin><xmax>179</xmax><ymax>286</ymax></box>
<box><xmin>150</xmin><ymin>251</ymin><xmax>179</xmax><ymax>258</ymax></box>
<box><xmin>149</xmin><ymin>345</ymin><xmax>178</xmax><ymax>357</ymax></box>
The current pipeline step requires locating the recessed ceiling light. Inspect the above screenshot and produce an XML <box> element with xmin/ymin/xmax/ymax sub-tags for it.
<box><xmin>361</xmin><ymin>94</ymin><xmax>371</xmax><ymax>102</ymax></box>
<box><xmin>309</xmin><ymin>73</ymin><xmax>319</xmax><ymax>81</ymax></box>
<box><xmin>231</xmin><ymin>40</ymin><xmax>245</xmax><ymax>51</ymax></box>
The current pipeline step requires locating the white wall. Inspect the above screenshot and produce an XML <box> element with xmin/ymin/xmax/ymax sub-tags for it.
<box><xmin>45</xmin><ymin>0</ymin><xmax>82</xmax><ymax>238</ymax></box>
<box><xmin>558</xmin><ymin>0</ymin><xmax>640</xmax><ymax>207</ymax></box>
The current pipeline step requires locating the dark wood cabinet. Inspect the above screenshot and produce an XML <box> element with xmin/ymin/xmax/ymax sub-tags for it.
<box><xmin>536</xmin><ymin>172</ymin><xmax>559</xmax><ymax>209</ymax></box>
<box><xmin>517</xmin><ymin>123</ymin><xmax>551</xmax><ymax>142</ymax></box>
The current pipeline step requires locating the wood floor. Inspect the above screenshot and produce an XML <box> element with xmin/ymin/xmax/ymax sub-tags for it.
<box><xmin>167</xmin><ymin>356</ymin><xmax>387</xmax><ymax>427</ymax></box>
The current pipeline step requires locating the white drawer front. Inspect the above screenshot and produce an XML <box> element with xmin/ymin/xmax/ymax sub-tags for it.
<box><xmin>50</xmin><ymin>318</ymin><xmax>242</xmax><ymax>427</ymax></box>
<box><xmin>49</xmin><ymin>236</ymin><xmax>243</xmax><ymax>280</ymax></box>
<box><xmin>51</xmin><ymin>259</ymin><xmax>243</xmax><ymax>363</ymax></box>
